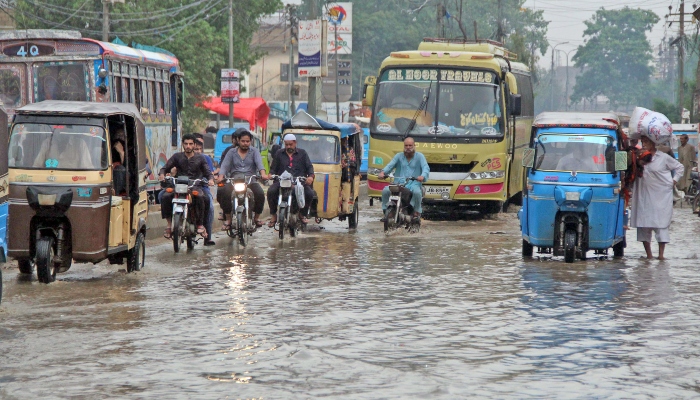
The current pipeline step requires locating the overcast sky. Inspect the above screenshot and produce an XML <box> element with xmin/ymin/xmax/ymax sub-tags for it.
<box><xmin>523</xmin><ymin>0</ymin><xmax>691</xmax><ymax>68</ymax></box>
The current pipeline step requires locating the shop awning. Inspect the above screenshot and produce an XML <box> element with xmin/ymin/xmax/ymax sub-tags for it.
<box><xmin>199</xmin><ymin>97</ymin><xmax>270</xmax><ymax>130</ymax></box>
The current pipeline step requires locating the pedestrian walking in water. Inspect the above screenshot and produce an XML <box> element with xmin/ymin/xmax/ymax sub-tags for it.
<box><xmin>677</xmin><ymin>134</ymin><xmax>696</xmax><ymax>193</ymax></box>
<box><xmin>630</xmin><ymin>136</ymin><xmax>684</xmax><ymax>260</ymax></box>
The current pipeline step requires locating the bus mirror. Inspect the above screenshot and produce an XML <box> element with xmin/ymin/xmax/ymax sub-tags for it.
<box><xmin>614</xmin><ymin>151</ymin><xmax>628</xmax><ymax>171</ymax></box>
<box><xmin>509</xmin><ymin>94</ymin><xmax>522</xmax><ymax>116</ymax></box>
<box><xmin>362</xmin><ymin>76</ymin><xmax>376</xmax><ymax>107</ymax></box>
<box><xmin>522</xmin><ymin>148</ymin><xmax>535</xmax><ymax>168</ymax></box>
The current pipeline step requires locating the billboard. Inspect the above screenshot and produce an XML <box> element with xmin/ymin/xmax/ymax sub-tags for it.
<box><xmin>298</xmin><ymin>19</ymin><xmax>328</xmax><ymax>77</ymax></box>
<box><xmin>220</xmin><ymin>69</ymin><xmax>240</xmax><ymax>103</ymax></box>
<box><xmin>326</xmin><ymin>2</ymin><xmax>352</xmax><ymax>55</ymax></box>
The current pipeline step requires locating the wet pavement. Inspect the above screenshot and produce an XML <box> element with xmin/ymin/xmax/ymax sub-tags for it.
<box><xmin>2</xmin><ymin>198</ymin><xmax>700</xmax><ymax>398</ymax></box>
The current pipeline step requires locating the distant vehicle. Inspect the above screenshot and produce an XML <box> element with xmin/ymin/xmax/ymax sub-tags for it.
<box><xmin>353</xmin><ymin>116</ymin><xmax>370</xmax><ymax>178</ymax></box>
<box><xmin>213</xmin><ymin>125</ymin><xmax>267</xmax><ymax>171</ymax></box>
<box><xmin>671</xmin><ymin>123</ymin><xmax>698</xmax><ymax>159</ymax></box>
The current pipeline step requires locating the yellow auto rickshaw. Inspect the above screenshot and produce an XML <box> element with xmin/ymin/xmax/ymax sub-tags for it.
<box><xmin>7</xmin><ymin>101</ymin><xmax>149</xmax><ymax>283</ymax></box>
<box><xmin>280</xmin><ymin>111</ymin><xmax>362</xmax><ymax>229</ymax></box>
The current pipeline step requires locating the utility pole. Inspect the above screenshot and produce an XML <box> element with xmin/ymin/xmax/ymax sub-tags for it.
<box><xmin>228</xmin><ymin>0</ymin><xmax>234</xmax><ymax>128</ymax></box>
<box><xmin>550</xmin><ymin>42</ymin><xmax>568</xmax><ymax>111</ymax></box>
<box><xmin>334</xmin><ymin>35</ymin><xmax>340</xmax><ymax>122</ymax></box>
<box><xmin>307</xmin><ymin>0</ymin><xmax>319</xmax><ymax>117</ymax></box>
<box><xmin>679</xmin><ymin>1</ymin><xmax>685</xmax><ymax>122</ymax></box>
<box><xmin>496</xmin><ymin>0</ymin><xmax>504</xmax><ymax>43</ymax></box>
<box><xmin>287</xmin><ymin>4</ymin><xmax>297</xmax><ymax>117</ymax></box>
<box><xmin>102</xmin><ymin>0</ymin><xmax>124</xmax><ymax>42</ymax></box>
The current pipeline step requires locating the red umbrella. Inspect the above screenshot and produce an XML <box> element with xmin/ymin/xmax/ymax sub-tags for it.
<box><xmin>199</xmin><ymin>97</ymin><xmax>270</xmax><ymax>130</ymax></box>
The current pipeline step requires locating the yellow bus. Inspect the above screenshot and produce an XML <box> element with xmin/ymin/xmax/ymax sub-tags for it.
<box><xmin>363</xmin><ymin>39</ymin><xmax>534</xmax><ymax>214</ymax></box>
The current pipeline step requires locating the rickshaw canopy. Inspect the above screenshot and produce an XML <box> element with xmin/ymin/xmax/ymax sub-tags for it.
<box><xmin>282</xmin><ymin>111</ymin><xmax>362</xmax><ymax>139</ymax></box>
<box><xmin>16</xmin><ymin>100</ymin><xmax>146</xmax><ymax>125</ymax></box>
<box><xmin>533</xmin><ymin>112</ymin><xmax>620</xmax><ymax>130</ymax></box>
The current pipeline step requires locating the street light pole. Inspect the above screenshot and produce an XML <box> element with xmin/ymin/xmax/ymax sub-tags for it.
<box><xmin>228</xmin><ymin>0</ymin><xmax>234</xmax><ymax>128</ymax></box>
<box><xmin>550</xmin><ymin>42</ymin><xmax>569</xmax><ymax>111</ymax></box>
<box><xmin>559</xmin><ymin>48</ymin><xmax>576</xmax><ymax>111</ymax></box>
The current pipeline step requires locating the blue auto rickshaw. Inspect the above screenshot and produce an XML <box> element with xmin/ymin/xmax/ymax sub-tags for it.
<box><xmin>0</xmin><ymin>106</ymin><xmax>8</xmax><ymax>302</ymax></box>
<box><xmin>519</xmin><ymin>112</ymin><xmax>628</xmax><ymax>262</ymax></box>
<box><xmin>213</xmin><ymin>125</ymin><xmax>266</xmax><ymax>170</ymax></box>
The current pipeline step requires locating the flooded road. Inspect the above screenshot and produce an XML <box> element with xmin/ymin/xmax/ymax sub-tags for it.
<box><xmin>2</xmin><ymin>198</ymin><xmax>700</xmax><ymax>398</ymax></box>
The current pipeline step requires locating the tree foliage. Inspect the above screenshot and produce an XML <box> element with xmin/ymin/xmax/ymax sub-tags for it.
<box><xmin>11</xmin><ymin>0</ymin><xmax>281</xmax><ymax>131</ymax></box>
<box><xmin>570</xmin><ymin>7</ymin><xmax>659</xmax><ymax>109</ymax></box>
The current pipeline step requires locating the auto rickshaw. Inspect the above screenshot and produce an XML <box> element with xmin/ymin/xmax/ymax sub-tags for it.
<box><xmin>519</xmin><ymin>112</ymin><xmax>628</xmax><ymax>262</ymax></box>
<box><xmin>0</xmin><ymin>106</ymin><xmax>8</xmax><ymax>302</ymax></box>
<box><xmin>7</xmin><ymin>101</ymin><xmax>149</xmax><ymax>283</ymax></box>
<box><xmin>280</xmin><ymin>111</ymin><xmax>362</xmax><ymax>229</ymax></box>
<box><xmin>213</xmin><ymin>126</ymin><xmax>268</xmax><ymax>171</ymax></box>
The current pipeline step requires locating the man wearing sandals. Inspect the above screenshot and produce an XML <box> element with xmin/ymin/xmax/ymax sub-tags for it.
<box><xmin>159</xmin><ymin>133</ymin><xmax>215</xmax><ymax>239</ymax></box>
<box><xmin>267</xmin><ymin>134</ymin><xmax>315</xmax><ymax>227</ymax></box>
<box><xmin>216</xmin><ymin>130</ymin><xmax>269</xmax><ymax>230</ymax></box>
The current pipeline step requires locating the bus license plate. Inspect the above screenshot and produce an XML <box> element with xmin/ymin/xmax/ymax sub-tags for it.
<box><xmin>425</xmin><ymin>186</ymin><xmax>451</xmax><ymax>196</ymax></box>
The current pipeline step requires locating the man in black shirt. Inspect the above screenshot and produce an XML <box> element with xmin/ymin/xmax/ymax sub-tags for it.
<box><xmin>159</xmin><ymin>133</ymin><xmax>215</xmax><ymax>239</ymax></box>
<box><xmin>267</xmin><ymin>133</ymin><xmax>315</xmax><ymax>226</ymax></box>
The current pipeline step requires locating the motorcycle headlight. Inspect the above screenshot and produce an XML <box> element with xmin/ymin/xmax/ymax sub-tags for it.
<box><xmin>280</xmin><ymin>179</ymin><xmax>292</xmax><ymax>188</ymax></box>
<box><xmin>175</xmin><ymin>184</ymin><xmax>189</xmax><ymax>194</ymax></box>
<box><xmin>233</xmin><ymin>183</ymin><xmax>247</xmax><ymax>192</ymax></box>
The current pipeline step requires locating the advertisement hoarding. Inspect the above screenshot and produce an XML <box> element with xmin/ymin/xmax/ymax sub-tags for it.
<box><xmin>221</xmin><ymin>69</ymin><xmax>240</xmax><ymax>103</ymax></box>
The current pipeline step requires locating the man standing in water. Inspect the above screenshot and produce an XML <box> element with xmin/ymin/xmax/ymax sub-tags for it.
<box><xmin>630</xmin><ymin>135</ymin><xmax>684</xmax><ymax>260</ymax></box>
<box><xmin>677</xmin><ymin>134</ymin><xmax>696</xmax><ymax>193</ymax></box>
<box><xmin>378</xmin><ymin>136</ymin><xmax>430</xmax><ymax>222</ymax></box>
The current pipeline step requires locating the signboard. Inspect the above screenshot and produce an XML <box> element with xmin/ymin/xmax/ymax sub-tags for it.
<box><xmin>326</xmin><ymin>2</ymin><xmax>352</xmax><ymax>54</ymax></box>
<box><xmin>298</xmin><ymin>19</ymin><xmax>328</xmax><ymax>77</ymax></box>
<box><xmin>322</xmin><ymin>58</ymin><xmax>352</xmax><ymax>102</ymax></box>
<box><xmin>221</xmin><ymin>69</ymin><xmax>240</xmax><ymax>103</ymax></box>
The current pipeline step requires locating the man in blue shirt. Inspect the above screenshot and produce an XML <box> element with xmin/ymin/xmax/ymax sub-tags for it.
<box><xmin>377</xmin><ymin>136</ymin><xmax>430</xmax><ymax>221</ymax></box>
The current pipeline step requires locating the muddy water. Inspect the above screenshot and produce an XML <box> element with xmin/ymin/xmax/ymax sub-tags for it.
<box><xmin>2</xmin><ymin>200</ymin><xmax>700</xmax><ymax>398</ymax></box>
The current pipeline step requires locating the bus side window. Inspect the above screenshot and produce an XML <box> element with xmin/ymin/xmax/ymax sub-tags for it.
<box><xmin>163</xmin><ymin>83</ymin><xmax>170</xmax><ymax>115</ymax></box>
<box><xmin>150</xmin><ymin>80</ymin><xmax>156</xmax><ymax>113</ymax></box>
<box><xmin>140</xmin><ymin>79</ymin><xmax>148</xmax><ymax>112</ymax></box>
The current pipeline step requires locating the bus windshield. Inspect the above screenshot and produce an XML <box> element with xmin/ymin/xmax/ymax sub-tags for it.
<box><xmin>534</xmin><ymin>134</ymin><xmax>615</xmax><ymax>173</ymax></box>
<box><xmin>371</xmin><ymin>69</ymin><xmax>503</xmax><ymax>137</ymax></box>
<box><xmin>34</xmin><ymin>63</ymin><xmax>88</xmax><ymax>102</ymax></box>
<box><xmin>8</xmin><ymin>123</ymin><xmax>108</xmax><ymax>171</ymax></box>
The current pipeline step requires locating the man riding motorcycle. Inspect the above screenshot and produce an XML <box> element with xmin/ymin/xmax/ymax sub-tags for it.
<box><xmin>216</xmin><ymin>129</ymin><xmax>269</xmax><ymax>230</ymax></box>
<box><xmin>194</xmin><ymin>137</ymin><xmax>216</xmax><ymax>246</ymax></box>
<box><xmin>377</xmin><ymin>136</ymin><xmax>430</xmax><ymax>222</ymax></box>
<box><xmin>267</xmin><ymin>134</ymin><xmax>315</xmax><ymax>227</ymax></box>
<box><xmin>159</xmin><ymin>133</ymin><xmax>215</xmax><ymax>239</ymax></box>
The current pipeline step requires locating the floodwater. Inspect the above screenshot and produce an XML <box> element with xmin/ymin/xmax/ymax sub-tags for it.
<box><xmin>2</xmin><ymin>198</ymin><xmax>700</xmax><ymax>398</ymax></box>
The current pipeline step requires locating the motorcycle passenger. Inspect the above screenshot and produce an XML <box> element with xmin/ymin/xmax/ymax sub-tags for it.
<box><xmin>267</xmin><ymin>133</ymin><xmax>315</xmax><ymax>227</ymax></box>
<box><xmin>216</xmin><ymin>129</ymin><xmax>269</xmax><ymax>230</ymax></box>
<box><xmin>377</xmin><ymin>136</ymin><xmax>430</xmax><ymax>222</ymax></box>
<box><xmin>194</xmin><ymin>137</ymin><xmax>216</xmax><ymax>246</ymax></box>
<box><xmin>159</xmin><ymin>133</ymin><xmax>215</xmax><ymax>239</ymax></box>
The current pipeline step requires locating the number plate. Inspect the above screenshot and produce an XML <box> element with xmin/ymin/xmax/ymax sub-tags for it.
<box><xmin>425</xmin><ymin>186</ymin><xmax>451</xmax><ymax>196</ymax></box>
<box><xmin>565</xmin><ymin>192</ymin><xmax>580</xmax><ymax>201</ymax></box>
<box><xmin>172</xmin><ymin>198</ymin><xmax>190</xmax><ymax>204</ymax></box>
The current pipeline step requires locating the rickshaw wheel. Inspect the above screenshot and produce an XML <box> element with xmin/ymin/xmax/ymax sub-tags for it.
<box><xmin>172</xmin><ymin>214</ymin><xmax>182</xmax><ymax>253</ymax></box>
<box><xmin>564</xmin><ymin>229</ymin><xmax>576</xmax><ymax>263</ymax></box>
<box><xmin>127</xmin><ymin>232</ymin><xmax>145</xmax><ymax>272</ymax></box>
<box><xmin>612</xmin><ymin>241</ymin><xmax>624</xmax><ymax>257</ymax></box>
<box><xmin>348</xmin><ymin>198</ymin><xmax>359</xmax><ymax>229</ymax></box>
<box><xmin>237</xmin><ymin>212</ymin><xmax>248</xmax><ymax>246</ymax></box>
<box><xmin>522</xmin><ymin>240</ymin><xmax>533</xmax><ymax>257</ymax></box>
<box><xmin>36</xmin><ymin>236</ymin><xmax>56</xmax><ymax>284</ymax></box>
<box><xmin>18</xmin><ymin>259</ymin><xmax>34</xmax><ymax>274</ymax></box>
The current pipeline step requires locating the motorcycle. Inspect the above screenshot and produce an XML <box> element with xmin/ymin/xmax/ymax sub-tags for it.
<box><xmin>163</xmin><ymin>176</ymin><xmax>208</xmax><ymax>252</ymax></box>
<box><xmin>222</xmin><ymin>174</ymin><xmax>260</xmax><ymax>246</ymax></box>
<box><xmin>272</xmin><ymin>174</ymin><xmax>309</xmax><ymax>239</ymax></box>
<box><xmin>382</xmin><ymin>177</ymin><xmax>422</xmax><ymax>233</ymax></box>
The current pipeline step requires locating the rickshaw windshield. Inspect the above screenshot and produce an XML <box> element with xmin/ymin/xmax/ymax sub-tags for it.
<box><xmin>295</xmin><ymin>134</ymin><xmax>340</xmax><ymax>164</ymax></box>
<box><xmin>8</xmin><ymin>123</ymin><xmax>108</xmax><ymax>171</ymax></box>
<box><xmin>534</xmin><ymin>134</ymin><xmax>615</xmax><ymax>173</ymax></box>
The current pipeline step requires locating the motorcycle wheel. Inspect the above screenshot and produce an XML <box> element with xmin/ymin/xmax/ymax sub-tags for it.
<box><xmin>172</xmin><ymin>213</ymin><xmax>181</xmax><ymax>253</ymax></box>
<box><xmin>384</xmin><ymin>207</ymin><xmax>396</xmax><ymax>232</ymax></box>
<box><xmin>522</xmin><ymin>239</ymin><xmax>533</xmax><ymax>257</ymax></box>
<box><xmin>237</xmin><ymin>211</ymin><xmax>248</xmax><ymax>246</ymax></box>
<box><xmin>693</xmin><ymin>194</ymin><xmax>700</xmax><ymax>215</ymax></box>
<box><xmin>278</xmin><ymin>209</ymin><xmax>286</xmax><ymax>240</ymax></box>
<box><xmin>36</xmin><ymin>236</ymin><xmax>56</xmax><ymax>284</ymax></box>
<box><xmin>348</xmin><ymin>198</ymin><xmax>359</xmax><ymax>229</ymax></box>
<box><xmin>127</xmin><ymin>232</ymin><xmax>145</xmax><ymax>272</ymax></box>
<box><xmin>564</xmin><ymin>229</ymin><xmax>576</xmax><ymax>263</ymax></box>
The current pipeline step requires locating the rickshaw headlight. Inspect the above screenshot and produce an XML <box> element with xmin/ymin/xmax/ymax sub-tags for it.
<box><xmin>38</xmin><ymin>194</ymin><xmax>57</xmax><ymax>206</ymax></box>
<box><xmin>175</xmin><ymin>184</ymin><xmax>188</xmax><ymax>194</ymax></box>
<box><xmin>234</xmin><ymin>183</ymin><xmax>247</xmax><ymax>192</ymax></box>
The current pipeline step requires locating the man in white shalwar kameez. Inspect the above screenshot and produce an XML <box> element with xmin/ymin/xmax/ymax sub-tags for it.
<box><xmin>630</xmin><ymin>136</ymin><xmax>684</xmax><ymax>259</ymax></box>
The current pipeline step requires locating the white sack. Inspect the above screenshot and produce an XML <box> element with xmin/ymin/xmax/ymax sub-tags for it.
<box><xmin>629</xmin><ymin>107</ymin><xmax>673</xmax><ymax>145</ymax></box>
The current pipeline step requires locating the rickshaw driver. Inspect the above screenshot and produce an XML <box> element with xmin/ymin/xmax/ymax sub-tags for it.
<box><xmin>377</xmin><ymin>136</ymin><xmax>430</xmax><ymax>222</ymax></box>
<box><xmin>556</xmin><ymin>143</ymin><xmax>598</xmax><ymax>171</ymax></box>
<box><xmin>33</xmin><ymin>133</ymin><xmax>94</xmax><ymax>169</ymax></box>
<box><xmin>216</xmin><ymin>129</ymin><xmax>269</xmax><ymax>230</ymax></box>
<box><xmin>159</xmin><ymin>133</ymin><xmax>215</xmax><ymax>239</ymax></box>
<box><xmin>267</xmin><ymin>134</ymin><xmax>315</xmax><ymax>227</ymax></box>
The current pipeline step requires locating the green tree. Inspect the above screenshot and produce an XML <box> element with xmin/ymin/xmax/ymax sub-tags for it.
<box><xmin>11</xmin><ymin>0</ymin><xmax>281</xmax><ymax>131</ymax></box>
<box><xmin>570</xmin><ymin>7</ymin><xmax>659</xmax><ymax>110</ymax></box>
